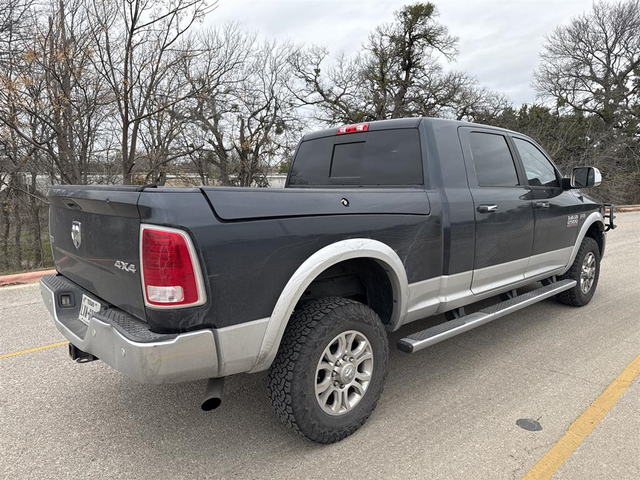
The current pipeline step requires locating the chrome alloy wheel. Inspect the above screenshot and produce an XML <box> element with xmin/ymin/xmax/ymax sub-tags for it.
<box><xmin>580</xmin><ymin>252</ymin><xmax>596</xmax><ymax>294</ymax></box>
<box><xmin>315</xmin><ymin>330</ymin><xmax>374</xmax><ymax>416</ymax></box>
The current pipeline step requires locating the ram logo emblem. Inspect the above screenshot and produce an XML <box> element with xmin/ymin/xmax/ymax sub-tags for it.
<box><xmin>71</xmin><ymin>221</ymin><xmax>82</xmax><ymax>249</ymax></box>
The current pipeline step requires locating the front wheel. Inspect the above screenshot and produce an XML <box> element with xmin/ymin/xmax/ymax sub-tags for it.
<box><xmin>267</xmin><ymin>297</ymin><xmax>389</xmax><ymax>443</ymax></box>
<box><xmin>556</xmin><ymin>237</ymin><xmax>601</xmax><ymax>307</ymax></box>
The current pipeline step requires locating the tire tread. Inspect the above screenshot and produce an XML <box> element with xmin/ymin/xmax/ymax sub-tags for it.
<box><xmin>267</xmin><ymin>296</ymin><xmax>388</xmax><ymax>444</ymax></box>
<box><xmin>556</xmin><ymin>237</ymin><xmax>600</xmax><ymax>306</ymax></box>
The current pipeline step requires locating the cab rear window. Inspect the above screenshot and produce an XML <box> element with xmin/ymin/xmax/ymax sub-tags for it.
<box><xmin>288</xmin><ymin>129</ymin><xmax>423</xmax><ymax>187</ymax></box>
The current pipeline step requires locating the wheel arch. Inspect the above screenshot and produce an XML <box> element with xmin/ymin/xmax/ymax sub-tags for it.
<box><xmin>250</xmin><ymin>238</ymin><xmax>409</xmax><ymax>372</ymax></box>
<box><xmin>561</xmin><ymin>211</ymin><xmax>604</xmax><ymax>275</ymax></box>
<box><xmin>584</xmin><ymin>219</ymin><xmax>605</xmax><ymax>256</ymax></box>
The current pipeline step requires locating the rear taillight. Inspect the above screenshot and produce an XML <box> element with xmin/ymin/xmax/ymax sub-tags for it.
<box><xmin>140</xmin><ymin>225</ymin><xmax>206</xmax><ymax>308</ymax></box>
<box><xmin>337</xmin><ymin>122</ymin><xmax>369</xmax><ymax>134</ymax></box>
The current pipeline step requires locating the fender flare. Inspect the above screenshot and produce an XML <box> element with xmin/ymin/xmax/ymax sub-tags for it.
<box><xmin>561</xmin><ymin>211</ymin><xmax>604</xmax><ymax>275</ymax></box>
<box><xmin>249</xmin><ymin>238</ymin><xmax>409</xmax><ymax>372</ymax></box>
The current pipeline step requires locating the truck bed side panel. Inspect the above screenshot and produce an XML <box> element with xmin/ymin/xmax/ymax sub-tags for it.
<box><xmin>138</xmin><ymin>189</ymin><xmax>442</xmax><ymax>331</ymax></box>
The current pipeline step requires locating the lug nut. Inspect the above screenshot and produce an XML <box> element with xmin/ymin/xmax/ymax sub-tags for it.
<box><xmin>340</xmin><ymin>384</ymin><xmax>344</xmax><ymax>388</ymax></box>
<box><xmin>343</xmin><ymin>355</ymin><xmax>348</xmax><ymax>360</ymax></box>
<box><xmin>349</xmin><ymin>357</ymin><xmax>354</xmax><ymax>362</ymax></box>
<box><xmin>334</xmin><ymin>381</ymin><xmax>339</xmax><ymax>387</ymax></box>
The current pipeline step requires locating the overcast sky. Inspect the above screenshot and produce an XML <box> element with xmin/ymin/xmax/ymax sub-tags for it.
<box><xmin>207</xmin><ymin>0</ymin><xmax>596</xmax><ymax>107</ymax></box>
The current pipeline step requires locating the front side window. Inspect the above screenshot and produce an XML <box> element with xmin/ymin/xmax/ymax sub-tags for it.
<box><xmin>513</xmin><ymin>138</ymin><xmax>559</xmax><ymax>188</ymax></box>
<box><xmin>469</xmin><ymin>132</ymin><xmax>519</xmax><ymax>187</ymax></box>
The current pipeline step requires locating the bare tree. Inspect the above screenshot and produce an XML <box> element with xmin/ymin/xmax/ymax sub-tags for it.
<box><xmin>534</xmin><ymin>0</ymin><xmax>640</xmax><ymax>128</ymax></box>
<box><xmin>288</xmin><ymin>47</ymin><xmax>367</xmax><ymax>124</ymax></box>
<box><xmin>290</xmin><ymin>2</ymin><xmax>507</xmax><ymax>124</ymax></box>
<box><xmin>229</xmin><ymin>40</ymin><xmax>300</xmax><ymax>187</ymax></box>
<box><xmin>532</xmin><ymin>0</ymin><xmax>640</xmax><ymax>204</ymax></box>
<box><xmin>137</xmin><ymin>67</ymin><xmax>195</xmax><ymax>185</ymax></box>
<box><xmin>1</xmin><ymin>0</ymin><xmax>110</xmax><ymax>185</ymax></box>
<box><xmin>181</xmin><ymin>25</ymin><xmax>253</xmax><ymax>185</ymax></box>
<box><xmin>0</xmin><ymin>0</ymin><xmax>35</xmax><ymax>63</ymax></box>
<box><xmin>89</xmin><ymin>0</ymin><xmax>215</xmax><ymax>184</ymax></box>
<box><xmin>369</xmin><ymin>2</ymin><xmax>458</xmax><ymax>119</ymax></box>
<box><xmin>181</xmin><ymin>27</ymin><xmax>299</xmax><ymax>186</ymax></box>
<box><xmin>0</xmin><ymin>0</ymin><xmax>37</xmax><ymax>270</ymax></box>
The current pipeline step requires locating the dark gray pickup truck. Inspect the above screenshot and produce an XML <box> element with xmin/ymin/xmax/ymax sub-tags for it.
<box><xmin>40</xmin><ymin>117</ymin><xmax>615</xmax><ymax>443</ymax></box>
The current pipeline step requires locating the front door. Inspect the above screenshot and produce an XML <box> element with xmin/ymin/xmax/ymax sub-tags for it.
<box><xmin>510</xmin><ymin>136</ymin><xmax>580</xmax><ymax>277</ymax></box>
<box><xmin>459</xmin><ymin>128</ymin><xmax>534</xmax><ymax>294</ymax></box>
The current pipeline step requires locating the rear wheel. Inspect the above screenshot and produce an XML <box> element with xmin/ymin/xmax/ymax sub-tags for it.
<box><xmin>556</xmin><ymin>237</ymin><xmax>600</xmax><ymax>307</ymax></box>
<box><xmin>267</xmin><ymin>297</ymin><xmax>388</xmax><ymax>443</ymax></box>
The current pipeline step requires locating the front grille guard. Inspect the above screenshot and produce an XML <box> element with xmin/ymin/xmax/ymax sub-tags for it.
<box><xmin>603</xmin><ymin>203</ymin><xmax>616</xmax><ymax>231</ymax></box>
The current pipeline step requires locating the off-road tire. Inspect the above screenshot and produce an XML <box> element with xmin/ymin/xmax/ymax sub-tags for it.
<box><xmin>556</xmin><ymin>237</ymin><xmax>600</xmax><ymax>307</ymax></box>
<box><xmin>267</xmin><ymin>297</ymin><xmax>389</xmax><ymax>443</ymax></box>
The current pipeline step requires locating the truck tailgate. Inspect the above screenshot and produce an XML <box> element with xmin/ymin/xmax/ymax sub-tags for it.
<box><xmin>48</xmin><ymin>186</ymin><xmax>146</xmax><ymax>321</ymax></box>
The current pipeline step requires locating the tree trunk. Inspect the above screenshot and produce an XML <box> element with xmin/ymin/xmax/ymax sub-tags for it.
<box><xmin>30</xmin><ymin>173</ymin><xmax>43</xmax><ymax>268</ymax></box>
<box><xmin>0</xmin><ymin>196</ymin><xmax>10</xmax><ymax>271</ymax></box>
<box><xmin>13</xmin><ymin>193</ymin><xmax>22</xmax><ymax>270</ymax></box>
<box><xmin>122</xmin><ymin>132</ymin><xmax>132</xmax><ymax>185</ymax></box>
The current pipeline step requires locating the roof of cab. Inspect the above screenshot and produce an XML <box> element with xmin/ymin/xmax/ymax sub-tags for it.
<box><xmin>301</xmin><ymin>117</ymin><xmax>422</xmax><ymax>141</ymax></box>
<box><xmin>300</xmin><ymin>116</ymin><xmax>520</xmax><ymax>142</ymax></box>
<box><xmin>424</xmin><ymin>117</ymin><xmax>521</xmax><ymax>136</ymax></box>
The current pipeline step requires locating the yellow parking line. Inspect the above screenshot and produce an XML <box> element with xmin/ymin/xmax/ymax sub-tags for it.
<box><xmin>0</xmin><ymin>340</ymin><xmax>69</xmax><ymax>360</ymax></box>
<box><xmin>523</xmin><ymin>353</ymin><xmax>640</xmax><ymax>480</ymax></box>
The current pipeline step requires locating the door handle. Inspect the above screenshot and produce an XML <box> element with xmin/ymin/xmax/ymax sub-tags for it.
<box><xmin>535</xmin><ymin>201</ymin><xmax>550</xmax><ymax>209</ymax></box>
<box><xmin>477</xmin><ymin>204</ymin><xmax>498</xmax><ymax>213</ymax></box>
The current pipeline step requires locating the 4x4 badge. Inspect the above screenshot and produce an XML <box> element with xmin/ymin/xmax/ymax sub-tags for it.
<box><xmin>114</xmin><ymin>260</ymin><xmax>137</xmax><ymax>274</ymax></box>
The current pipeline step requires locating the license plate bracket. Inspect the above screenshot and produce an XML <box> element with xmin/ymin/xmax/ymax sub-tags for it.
<box><xmin>78</xmin><ymin>294</ymin><xmax>101</xmax><ymax>325</ymax></box>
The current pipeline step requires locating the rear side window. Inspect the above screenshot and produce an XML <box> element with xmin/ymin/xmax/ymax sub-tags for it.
<box><xmin>289</xmin><ymin>129</ymin><xmax>423</xmax><ymax>187</ymax></box>
<box><xmin>469</xmin><ymin>132</ymin><xmax>519</xmax><ymax>187</ymax></box>
<box><xmin>513</xmin><ymin>138</ymin><xmax>559</xmax><ymax>188</ymax></box>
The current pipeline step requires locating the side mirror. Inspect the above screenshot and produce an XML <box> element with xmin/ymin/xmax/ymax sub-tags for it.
<box><xmin>571</xmin><ymin>166</ymin><xmax>602</xmax><ymax>189</ymax></box>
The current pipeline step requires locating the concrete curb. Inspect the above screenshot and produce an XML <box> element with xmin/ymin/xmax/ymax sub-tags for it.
<box><xmin>0</xmin><ymin>269</ymin><xmax>56</xmax><ymax>287</ymax></box>
<box><xmin>616</xmin><ymin>205</ymin><xmax>640</xmax><ymax>212</ymax></box>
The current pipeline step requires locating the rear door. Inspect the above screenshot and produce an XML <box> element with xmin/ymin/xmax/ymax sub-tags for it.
<box><xmin>48</xmin><ymin>186</ymin><xmax>146</xmax><ymax>321</ymax></box>
<box><xmin>459</xmin><ymin>127</ymin><xmax>534</xmax><ymax>294</ymax></box>
<box><xmin>510</xmin><ymin>136</ymin><xmax>580</xmax><ymax>277</ymax></box>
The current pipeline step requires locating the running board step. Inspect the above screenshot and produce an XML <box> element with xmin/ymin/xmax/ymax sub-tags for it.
<box><xmin>397</xmin><ymin>279</ymin><xmax>577</xmax><ymax>354</ymax></box>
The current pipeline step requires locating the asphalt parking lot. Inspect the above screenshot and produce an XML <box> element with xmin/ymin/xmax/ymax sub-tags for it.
<box><xmin>1</xmin><ymin>212</ymin><xmax>639</xmax><ymax>480</ymax></box>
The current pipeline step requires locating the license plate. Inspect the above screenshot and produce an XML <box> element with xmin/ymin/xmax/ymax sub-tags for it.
<box><xmin>78</xmin><ymin>295</ymin><xmax>101</xmax><ymax>325</ymax></box>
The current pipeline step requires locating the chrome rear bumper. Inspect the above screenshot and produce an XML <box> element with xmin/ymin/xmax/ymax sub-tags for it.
<box><xmin>40</xmin><ymin>276</ymin><xmax>218</xmax><ymax>384</ymax></box>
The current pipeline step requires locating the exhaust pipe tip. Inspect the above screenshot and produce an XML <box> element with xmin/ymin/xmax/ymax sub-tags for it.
<box><xmin>201</xmin><ymin>397</ymin><xmax>222</xmax><ymax>411</ymax></box>
<box><xmin>201</xmin><ymin>377</ymin><xmax>224</xmax><ymax>411</ymax></box>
